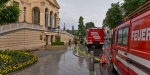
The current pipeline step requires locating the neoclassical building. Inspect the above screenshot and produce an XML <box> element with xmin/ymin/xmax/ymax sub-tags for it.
<box><xmin>0</xmin><ymin>0</ymin><xmax>75</xmax><ymax>50</ymax></box>
<box><xmin>13</xmin><ymin>0</ymin><xmax>60</xmax><ymax>29</ymax></box>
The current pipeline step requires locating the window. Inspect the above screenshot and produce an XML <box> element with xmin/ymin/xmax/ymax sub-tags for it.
<box><xmin>122</xmin><ymin>27</ymin><xmax>129</xmax><ymax>45</ymax></box>
<box><xmin>50</xmin><ymin>11</ymin><xmax>53</xmax><ymax>27</ymax></box>
<box><xmin>40</xmin><ymin>35</ymin><xmax>43</xmax><ymax>40</ymax></box>
<box><xmin>32</xmin><ymin>7</ymin><xmax>40</xmax><ymax>24</ymax></box>
<box><xmin>118</xmin><ymin>29</ymin><xmax>123</xmax><ymax>44</ymax></box>
<box><xmin>117</xmin><ymin>27</ymin><xmax>129</xmax><ymax>45</ymax></box>
<box><xmin>45</xmin><ymin>8</ymin><xmax>48</xmax><ymax>27</ymax></box>
<box><xmin>54</xmin><ymin>13</ymin><xmax>57</xmax><ymax>27</ymax></box>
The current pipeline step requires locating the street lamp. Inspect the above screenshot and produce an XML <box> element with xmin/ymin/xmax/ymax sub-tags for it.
<box><xmin>57</xmin><ymin>25</ymin><xmax>60</xmax><ymax>36</ymax></box>
<box><xmin>23</xmin><ymin>7</ymin><xmax>26</xmax><ymax>22</ymax></box>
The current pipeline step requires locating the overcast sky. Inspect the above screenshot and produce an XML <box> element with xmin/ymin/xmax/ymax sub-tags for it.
<box><xmin>57</xmin><ymin>0</ymin><xmax>124</xmax><ymax>30</ymax></box>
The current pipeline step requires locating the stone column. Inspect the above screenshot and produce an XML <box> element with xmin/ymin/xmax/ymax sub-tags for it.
<box><xmin>49</xmin><ymin>35</ymin><xmax>51</xmax><ymax>44</ymax></box>
<box><xmin>53</xmin><ymin>35</ymin><xmax>56</xmax><ymax>42</ymax></box>
<box><xmin>52</xmin><ymin>17</ymin><xmax>55</xmax><ymax>27</ymax></box>
<box><xmin>40</xmin><ymin>13</ymin><xmax>45</xmax><ymax>30</ymax></box>
<box><xmin>48</xmin><ymin>15</ymin><xmax>50</xmax><ymax>26</ymax></box>
<box><xmin>47</xmin><ymin>35</ymin><xmax>50</xmax><ymax>45</ymax></box>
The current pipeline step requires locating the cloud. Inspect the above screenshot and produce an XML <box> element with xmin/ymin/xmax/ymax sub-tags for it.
<box><xmin>57</xmin><ymin>0</ymin><xmax>124</xmax><ymax>30</ymax></box>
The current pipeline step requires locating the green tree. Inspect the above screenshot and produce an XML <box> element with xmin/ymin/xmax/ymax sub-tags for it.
<box><xmin>66</xmin><ymin>29</ymin><xmax>71</xmax><ymax>33</ymax></box>
<box><xmin>0</xmin><ymin>0</ymin><xmax>20</xmax><ymax>25</ymax></box>
<box><xmin>122</xmin><ymin>0</ymin><xmax>148</xmax><ymax>16</ymax></box>
<box><xmin>103</xmin><ymin>2</ymin><xmax>123</xmax><ymax>29</ymax></box>
<box><xmin>85</xmin><ymin>22</ymin><xmax>95</xmax><ymax>29</ymax></box>
<box><xmin>78</xmin><ymin>16</ymin><xmax>86</xmax><ymax>38</ymax></box>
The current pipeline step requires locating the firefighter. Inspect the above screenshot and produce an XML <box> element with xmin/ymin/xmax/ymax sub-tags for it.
<box><xmin>68</xmin><ymin>39</ymin><xmax>71</xmax><ymax>46</ymax></box>
<box><xmin>74</xmin><ymin>39</ymin><xmax>77</xmax><ymax>46</ymax></box>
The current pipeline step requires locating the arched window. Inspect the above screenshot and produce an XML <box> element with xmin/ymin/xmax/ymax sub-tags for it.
<box><xmin>54</xmin><ymin>13</ymin><xmax>57</xmax><ymax>27</ymax></box>
<box><xmin>50</xmin><ymin>11</ymin><xmax>53</xmax><ymax>27</ymax></box>
<box><xmin>45</xmin><ymin>8</ymin><xmax>49</xmax><ymax>27</ymax></box>
<box><xmin>32</xmin><ymin>7</ymin><xmax>40</xmax><ymax>24</ymax></box>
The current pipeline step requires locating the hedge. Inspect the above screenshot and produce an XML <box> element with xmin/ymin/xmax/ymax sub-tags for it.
<box><xmin>51</xmin><ymin>42</ymin><xmax>64</xmax><ymax>45</ymax></box>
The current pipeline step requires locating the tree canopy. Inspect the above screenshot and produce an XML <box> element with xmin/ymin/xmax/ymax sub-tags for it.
<box><xmin>66</xmin><ymin>29</ymin><xmax>78</xmax><ymax>36</ymax></box>
<box><xmin>66</xmin><ymin>29</ymin><xmax>71</xmax><ymax>33</ymax></box>
<box><xmin>0</xmin><ymin>0</ymin><xmax>20</xmax><ymax>25</ymax></box>
<box><xmin>78</xmin><ymin>16</ymin><xmax>86</xmax><ymax>38</ymax></box>
<box><xmin>85</xmin><ymin>22</ymin><xmax>95</xmax><ymax>29</ymax></box>
<box><xmin>103</xmin><ymin>2</ymin><xmax>123</xmax><ymax>29</ymax></box>
<box><xmin>103</xmin><ymin>0</ymin><xmax>149</xmax><ymax>29</ymax></box>
<box><xmin>122</xmin><ymin>0</ymin><xmax>149</xmax><ymax>16</ymax></box>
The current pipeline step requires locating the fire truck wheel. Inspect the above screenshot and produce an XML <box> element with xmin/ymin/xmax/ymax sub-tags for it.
<box><xmin>87</xmin><ymin>45</ymin><xmax>91</xmax><ymax>48</ymax></box>
<box><xmin>110</xmin><ymin>61</ymin><xmax>117</xmax><ymax>73</ymax></box>
<box><xmin>88</xmin><ymin>46</ymin><xmax>91</xmax><ymax>48</ymax></box>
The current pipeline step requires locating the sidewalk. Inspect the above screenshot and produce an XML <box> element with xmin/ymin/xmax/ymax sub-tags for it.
<box><xmin>11</xmin><ymin>45</ymin><xmax>97</xmax><ymax>75</ymax></box>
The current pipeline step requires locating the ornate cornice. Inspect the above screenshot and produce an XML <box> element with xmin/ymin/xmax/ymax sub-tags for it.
<box><xmin>46</xmin><ymin>0</ymin><xmax>60</xmax><ymax>9</ymax></box>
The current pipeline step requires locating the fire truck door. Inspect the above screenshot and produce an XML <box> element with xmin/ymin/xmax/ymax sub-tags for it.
<box><xmin>116</xmin><ymin>27</ymin><xmax>129</xmax><ymax>75</ymax></box>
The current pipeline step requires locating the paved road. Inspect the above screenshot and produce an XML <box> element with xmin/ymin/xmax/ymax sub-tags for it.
<box><xmin>84</xmin><ymin>45</ymin><xmax>118</xmax><ymax>75</ymax></box>
<box><xmin>11</xmin><ymin>45</ymin><xmax>96</xmax><ymax>75</ymax></box>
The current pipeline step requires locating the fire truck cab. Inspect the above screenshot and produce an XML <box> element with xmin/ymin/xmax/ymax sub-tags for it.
<box><xmin>111</xmin><ymin>1</ymin><xmax>150</xmax><ymax>75</ymax></box>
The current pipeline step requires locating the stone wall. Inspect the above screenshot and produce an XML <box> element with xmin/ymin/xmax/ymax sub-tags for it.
<box><xmin>0</xmin><ymin>22</ymin><xmax>77</xmax><ymax>50</ymax></box>
<box><xmin>0</xmin><ymin>29</ymin><xmax>45</xmax><ymax>50</ymax></box>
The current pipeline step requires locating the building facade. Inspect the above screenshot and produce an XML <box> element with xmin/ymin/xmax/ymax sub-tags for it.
<box><xmin>13</xmin><ymin>0</ymin><xmax>60</xmax><ymax>29</ymax></box>
<box><xmin>0</xmin><ymin>0</ymin><xmax>75</xmax><ymax>50</ymax></box>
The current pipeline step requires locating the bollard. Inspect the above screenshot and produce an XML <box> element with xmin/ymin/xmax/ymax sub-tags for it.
<box><xmin>89</xmin><ymin>51</ymin><xmax>94</xmax><ymax>71</ymax></box>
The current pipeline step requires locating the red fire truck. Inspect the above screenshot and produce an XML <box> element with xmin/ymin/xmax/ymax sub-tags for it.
<box><xmin>111</xmin><ymin>1</ymin><xmax>150</xmax><ymax>75</ymax></box>
<box><xmin>86</xmin><ymin>27</ymin><xmax>104</xmax><ymax>49</ymax></box>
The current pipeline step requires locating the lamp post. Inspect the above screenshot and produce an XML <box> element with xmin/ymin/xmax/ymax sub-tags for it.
<box><xmin>23</xmin><ymin>7</ymin><xmax>26</xmax><ymax>22</ymax></box>
<box><xmin>57</xmin><ymin>25</ymin><xmax>60</xmax><ymax>36</ymax></box>
<box><xmin>57</xmin><ymin>18</ymin><xmax>60</xmax><ymax>36</ymax></box>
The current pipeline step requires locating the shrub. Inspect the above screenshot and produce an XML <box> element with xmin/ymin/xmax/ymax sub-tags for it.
<box><xmin>51</xmin><ymin>42</ymin><xmax>64</xmax><ymax>45</ymax></box>
<box><xmin>55</xmin><ymin>36</ymin><xmax>61</xmax><ymax>42</ymax></box>
<box><xmin>51</xmin><ymin>36</ymin><xmax>64</xmax><ymax>45</ymax></box>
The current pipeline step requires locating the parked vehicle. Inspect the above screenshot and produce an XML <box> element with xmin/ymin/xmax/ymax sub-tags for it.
<box><xmin>111</xmin><ymin>1</ymin><xmax>150</xmax><ymax>75</ymax></box>
<box><xmin>86</xmin><ymin>27</ymin><xmax>104</xmax><ymax>49</ymax></box>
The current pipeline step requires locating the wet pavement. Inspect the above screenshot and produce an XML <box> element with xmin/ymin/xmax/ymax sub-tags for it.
<box><xmin>85</xmin><ymin>45</ymin><xmax>118</xmax><ymax>75</ymax></box>
<box><xmin>11</xmin><ymin>45</ymin><xmax>96</xmax><ymax>75</ymax></box>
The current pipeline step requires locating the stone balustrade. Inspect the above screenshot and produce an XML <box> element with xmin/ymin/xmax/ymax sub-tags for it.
<box><xmin>0</xmin><ymin>22</ymin><xmax>44</xmax><ymax>34</ymax></box>
<box><xmin>55</xmin><ymin>30</ymin><xmax>77</xmax><ymax>38</ymax></box>
<box><xmin>0</xmin><ymin>22</ymin><xmax>77</xmax><ymax>39</ymax></box>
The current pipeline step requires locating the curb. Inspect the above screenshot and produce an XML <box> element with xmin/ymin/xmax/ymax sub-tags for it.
<box><xmin>72</xmin><ymin>51</ymin><xmax>88</xmax><ymax>58</ymax></box>
<box><xmin>6</xmin><ymin>60</ymin><xmax>39</xmax><ymax>75</ymax></box>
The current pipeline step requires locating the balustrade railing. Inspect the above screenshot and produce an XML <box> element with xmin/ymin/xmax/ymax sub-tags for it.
<box><xmin>0</xmin><ymin>22</ymin><xmax>77</xmax><ymax>39</ymax></box>
<box><xmin>0</xmin><ymin>22</ymin><xmax>44</xmax><ymax>34</ymax></box>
